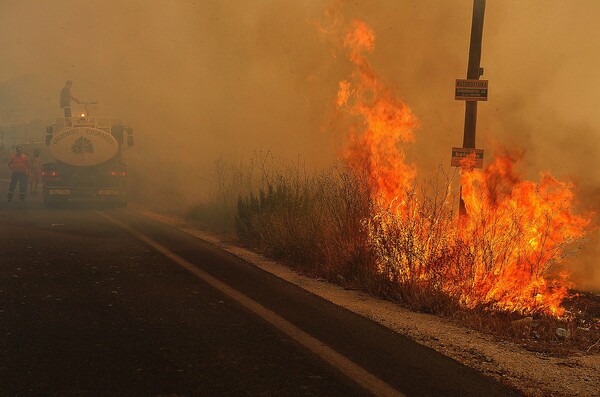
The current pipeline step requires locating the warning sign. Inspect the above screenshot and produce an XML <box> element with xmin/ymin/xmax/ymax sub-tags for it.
<box><xmin>455</xmin><ymin>79</ymin><xmax>488</xmax><ymax>101</ymax></box>
<box><xmin>451</xmin><ymin>147</ymin><xmax>484</xmax><ymax>168</ymax></box>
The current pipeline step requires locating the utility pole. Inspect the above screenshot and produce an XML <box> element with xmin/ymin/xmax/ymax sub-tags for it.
<box><xmin>459</xmin><ymin>0</ymin><xmax>486</xmax><ymax>215</ymax></box>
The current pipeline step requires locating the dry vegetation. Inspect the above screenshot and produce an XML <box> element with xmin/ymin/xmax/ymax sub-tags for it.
<box><xmin>186</xmin><ymin>155</ymin><xmax>600</xmax><ymax>356</ymax></box>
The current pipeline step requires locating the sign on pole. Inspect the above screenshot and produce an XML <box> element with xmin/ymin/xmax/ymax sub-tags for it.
<box><xmin>451</xmin><ymin>147</ymin><xmax>484</xmax><ymax>168</ymax></box>
<box><xmin>455</xmin><ymin>79</ymin><xmax>488</xmax><ymax>101</ymax></box>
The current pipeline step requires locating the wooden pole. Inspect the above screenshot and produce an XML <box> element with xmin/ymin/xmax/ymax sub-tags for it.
<box><xmin>459</xmin><ymin>0</ymin><xmax>486</xmax><ymax>216</ymax></box>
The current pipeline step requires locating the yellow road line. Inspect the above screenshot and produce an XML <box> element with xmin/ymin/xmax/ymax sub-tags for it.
<box><xmin>96</xmin><ymin>211</ymin><xmax>405</xmax><ymax>397</ymax></box>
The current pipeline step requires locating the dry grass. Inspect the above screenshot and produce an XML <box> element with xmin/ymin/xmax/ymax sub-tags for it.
<box><xmin>235</xmin><ymin>162</ymin><xmax>374</xmax><ymax>282</ymax></box>
<box><xmin>187</xmin><ymin>156</ymin><xmax>599</xmax><ymax>355</ymax></box>
<box><xmin>186</xmin><ymin>153</ymin><xmax>261</xmax><ymax>234</ymax></box>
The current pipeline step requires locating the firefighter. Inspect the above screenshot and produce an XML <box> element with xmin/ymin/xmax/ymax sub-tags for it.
<box><xmin>60</xmin><ymin>80</ymin><xmax>80</xmax><ymax>118</ymax></box>
<box><xmin>7</xmin><ymin>146</ymin><xmax>30</xmax><ymax>202</ymax></box>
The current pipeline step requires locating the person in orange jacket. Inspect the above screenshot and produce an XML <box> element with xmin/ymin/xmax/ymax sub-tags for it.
<box><xmin>7</xmin><ymin>146</ymin><xmax>30</xmax><ymax>202</ymax></box>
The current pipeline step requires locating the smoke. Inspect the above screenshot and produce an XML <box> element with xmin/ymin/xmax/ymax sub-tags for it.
<box><xmin>1</xmin><ymin>0</ymin><xmax>341</xmax><ymax>202</ymax></box>
<box><xmin>1</xmin><ymin>0</ymin><xmax>599</xmax><ymax>290</ymax></box>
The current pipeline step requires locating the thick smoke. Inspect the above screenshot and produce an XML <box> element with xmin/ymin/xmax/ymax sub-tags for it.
<box><xmin>1</xmin><ymin>0</ymin><xmax>599</xmax><ymax>290</ymax></box>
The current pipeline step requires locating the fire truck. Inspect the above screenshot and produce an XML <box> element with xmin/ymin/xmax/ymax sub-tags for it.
<box><xmin>42</xmin><ymin>103</ymin><xmax>133</xmax><ymax>208</ymax></box>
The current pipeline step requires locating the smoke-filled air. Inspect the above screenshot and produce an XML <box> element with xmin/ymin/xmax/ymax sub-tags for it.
<box><xmin>2</xmin><ymin>0</ymin><xmax>599</xmax><ymax>296</ymax></box>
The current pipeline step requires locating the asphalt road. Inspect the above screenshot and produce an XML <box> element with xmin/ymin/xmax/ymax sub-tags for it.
<box><xmin>0</xmin><ymin>183</ymin><xmax>522</xmax><ymax>397</ymax></box>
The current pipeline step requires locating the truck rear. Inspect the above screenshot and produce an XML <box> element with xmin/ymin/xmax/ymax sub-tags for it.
<box><xmin>42</xmin><ymin>104</ymin><xmax>133</xmax><ymax>207</ymax></box>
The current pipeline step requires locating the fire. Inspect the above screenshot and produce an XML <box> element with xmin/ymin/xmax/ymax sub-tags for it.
<box><xmin>327</xmin><ymin>16</ymin><xmax>591</xmax><ymax>317</ymax></box>
<box><xmin>335</xmin><ymin>20</ymin><xmax>419</xmax><ymax>208</ymax></box>
<box><xmin>457</xmin><ymin>158</ymin><xmax>590</xmax><ymax>316</ymax></box>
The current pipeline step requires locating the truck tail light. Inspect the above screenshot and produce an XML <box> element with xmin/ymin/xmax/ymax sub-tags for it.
<box><xmin>110</xmin><ymin>171</ymin><xmax>127</xmax><ymax>177</ymax></box>
<box><xmin>42</xmin><ymin>170</ymin><xmax>59</xmax><ymax>177</ymax></box>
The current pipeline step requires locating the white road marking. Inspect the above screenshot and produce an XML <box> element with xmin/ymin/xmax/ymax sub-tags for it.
<box><xmin>96</xmin><ymin>211</ymin><xmax>405</xmax><ymax>397</ymax></box>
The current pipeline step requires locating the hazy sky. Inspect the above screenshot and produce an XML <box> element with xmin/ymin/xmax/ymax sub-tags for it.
<box><xmin>1</xmin><ymin>0</ymin><xmax>599</xmax><ymax>289</ymax></box>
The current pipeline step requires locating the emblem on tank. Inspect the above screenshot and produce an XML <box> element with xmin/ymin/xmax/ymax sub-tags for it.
<box><xmin>71</xmin><ymin>136</ymin><xmax>94</xmax><ymax>154</ymax></box>
<box><xmin>50</xmin><ymin>127</ymin><xmax>118</xmax><ymax>166</ymax></box>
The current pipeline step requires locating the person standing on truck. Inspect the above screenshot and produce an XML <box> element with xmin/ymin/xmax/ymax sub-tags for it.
<box><xmin>29</xmin><ymin>148</ymin><xmax>42</xmax><ymax>195</ymax></box>
<box><xmin>60</xmin><ymin>80</ymin><xmax>80</xmax><ymax>118</ymax></box>
<box><xmin>7</xmin><ymin>146</ymin><xmax>29</xmax><ymax>202</ymax></box>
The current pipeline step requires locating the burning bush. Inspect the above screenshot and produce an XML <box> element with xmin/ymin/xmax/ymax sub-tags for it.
<box><xmin>192</xmin><ymin>13</ymin><xmax>592</xmax><ymax>321</ymax></box>
<box><xmin>367</xmin><ymin>159</ymin><xmax>589</xmax><ymax>317</ymax></box>
<box><xmin>228</xmin><ymin>152</ymin><xmax>589</xmax><ymax>318</ymax></box>
<box><xmin>326</xmin><ymin>15</ymin><xmax>592</xmax><ymax>317</ymax></box>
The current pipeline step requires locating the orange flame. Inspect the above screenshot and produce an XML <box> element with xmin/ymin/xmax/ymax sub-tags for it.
<box><xmin>327</xmin><ymin>16</ymin><xmax>591</xmax><ymax>317</ymax></box>
<box><xmin>335</xmin><ymin>19</ymin><xmax>419</xmax><ymax>208</ymax></box>
<box><xmin>458</xmin><ymin>156</ymin><xmax>590</xmax><ymax>316</ymax></box>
